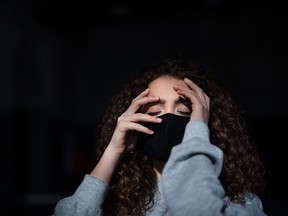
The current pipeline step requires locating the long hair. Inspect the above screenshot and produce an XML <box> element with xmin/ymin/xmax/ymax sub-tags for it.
<box><xmin>94</xmin><ymin>54</ymin><xmax>267</xmax><ymax>216</ymax></box>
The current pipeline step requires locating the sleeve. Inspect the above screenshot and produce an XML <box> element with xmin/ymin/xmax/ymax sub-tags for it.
<box><xmin>52</xmin><ymin>174</ymin><xmax>110</xmax><ymax>216</ymax></box>
<box><xmin>161</xmin><ymin>120</ymin><xmax>267</xmax><ymax>216</ymax></box>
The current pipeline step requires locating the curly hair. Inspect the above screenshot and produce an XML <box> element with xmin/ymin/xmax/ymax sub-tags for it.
<box><xmin>94</xmin><ymin>54</ymin><xmax>267</xmax><ymax>216</ymax></box>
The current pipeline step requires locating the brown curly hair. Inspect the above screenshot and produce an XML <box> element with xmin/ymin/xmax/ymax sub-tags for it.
<box><xmin>93</xmin><ymin>54</ymin><xmax>267</xmax><ymax>216</ymax></box>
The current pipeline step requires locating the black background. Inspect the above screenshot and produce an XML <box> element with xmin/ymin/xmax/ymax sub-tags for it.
<box><xmin>1</xmin><ymin>1</ymin><xmax>287</xmax><ymax>215</ymax></box>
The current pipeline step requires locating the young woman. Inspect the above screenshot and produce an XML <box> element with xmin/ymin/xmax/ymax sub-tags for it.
<box><xmin>53</xmin><ymin>55</ymin><xmax>267</xmax><ymax>216</ymax></box>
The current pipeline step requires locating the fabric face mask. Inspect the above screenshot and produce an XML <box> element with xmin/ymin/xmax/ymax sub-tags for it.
<box><xmin>139</xmin><ymin>113</ymin><xmax>190</xmax><ymax>162</ymax></box>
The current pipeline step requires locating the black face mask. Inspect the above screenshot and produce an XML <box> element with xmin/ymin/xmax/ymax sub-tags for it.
<box><xmin>139</xmin><ymin>113</ymin><xmax>190</xmax><ymax>162</ymax></box>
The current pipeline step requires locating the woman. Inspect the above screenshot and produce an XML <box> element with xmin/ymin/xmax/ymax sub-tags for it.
<box><xmin>53</xmin><ymin>55</ymin><xmax>267</xmax><ymax>216</ymax></box>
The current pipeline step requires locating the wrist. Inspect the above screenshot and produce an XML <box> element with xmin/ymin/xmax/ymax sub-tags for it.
<box><xmin>105</xmin><ymin>144</ymin><xmax>126</xmax><ymax>158</ymax></box>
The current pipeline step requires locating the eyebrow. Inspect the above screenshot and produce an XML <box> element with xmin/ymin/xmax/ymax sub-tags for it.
<box><xmin>158</xmin><ymin>98</ymin><xmax>190</xmax><ymax>104</ymax></box>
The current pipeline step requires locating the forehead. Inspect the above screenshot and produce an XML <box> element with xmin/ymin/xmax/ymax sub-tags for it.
<box><xmin>148</xmin><ymin>76</ymin><xmax>186</xmax><ymax>89</ymax></box>
<box><xmin>147</xmin><ymin>76</ymin><xmax>188</xmax><ymax>97</ymax></box>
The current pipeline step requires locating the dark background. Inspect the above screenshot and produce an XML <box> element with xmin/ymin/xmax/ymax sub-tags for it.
<box><xmin>1</xmin><ymin>1</ymin><xmax>287</xmax><ymax>215</ymax></box>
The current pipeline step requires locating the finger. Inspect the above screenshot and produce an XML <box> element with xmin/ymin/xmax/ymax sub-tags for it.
<box><xmin>125</xmin><ymin>89</ymin><xmax>160</xmax><ymax>115</ymax></box>
<box><xmin>175</xmin><ymin>88</ymin><xmax>207</xmax><ymax>109</ymax></box>
<box><xmin>183</xmin><ymin>78</ymin><xmax>202</xmax><ymax>92</ymax></box>
<box><xmin>173</xmin><ymin>84</ymin><xmax>206</xmax><ymax>107</ymax></box>
<box><xmin>119</xmin><ymin>113</ymin><xmax>162</xmax><ymax>124</ymax></box>
<box><xmin>134</xmin><ymin>88</ymin><xmax>150</xmax><ymax>100</ymax></box>
<box><xmin>183</xmin><ymin>78</ymin><xmax>207</xmax><ymax>102</ymax></box>
<box><xmin>174</xmin><ymin>88</ymin><xmax>210</xmax><ymax>123</ymax></box>
<box><xmin>175</xmin><ymin>78</ymin><xmax>209</xmax><ymax>107</ymax></box>
<box><xmin>117</xmin><ymin>116</ymin><xmax>161</xmax><ymax>135</ymax></box>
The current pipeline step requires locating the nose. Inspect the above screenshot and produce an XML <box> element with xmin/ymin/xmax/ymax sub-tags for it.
<box><xmin>162</xmin><ymin>106</ymin><xmax>176</xmax><ymax>115</ymax></box>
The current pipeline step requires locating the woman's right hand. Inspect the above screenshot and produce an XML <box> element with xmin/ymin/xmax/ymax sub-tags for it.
<box><xmin>108</xmin><ymin>88</ymin><xmax>162</xmax><ymax>155</ymax></box>
<box><xmin>91</xmin><ymin>89</ymin><xmax>162</xmax><ymax>183</ymax></box>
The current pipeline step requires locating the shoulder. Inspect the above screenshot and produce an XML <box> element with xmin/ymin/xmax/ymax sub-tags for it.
<box><xmin>224</xmin><ymin>193</ymin><xmax>266</xmax><ymax>215</ymax></box>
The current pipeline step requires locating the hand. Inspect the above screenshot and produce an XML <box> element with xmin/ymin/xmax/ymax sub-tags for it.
<box><xmin>108</xmin><ymin>88</ymin><xmax>162</xmax><ymax>155</ymax></box>
<box><xmin>173</xmin><ymin>78</ymin><xmax>210</xmax><ymax>125</ymax></box>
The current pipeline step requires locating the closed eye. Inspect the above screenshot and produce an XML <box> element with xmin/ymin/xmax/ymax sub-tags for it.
<box><xmin>147</xmin><ymin>111</ymin><xmax>161</xmax><ymax>116</ymax></box>
<box><xmin>178</xmin><ymin>111</ymin><xmax>191</xmax><ymax>116</ymax></box>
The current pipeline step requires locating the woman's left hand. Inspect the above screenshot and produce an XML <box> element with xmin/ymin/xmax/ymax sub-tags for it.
<box><xmin>173</xmin><ymin>78</ymin><xmax>210</xmax><ymax>125</ymax></box>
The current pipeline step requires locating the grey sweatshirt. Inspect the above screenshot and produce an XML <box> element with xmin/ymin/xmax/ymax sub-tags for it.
<box><xmin>53</xmin><ymin>120</ymin><xmax>267</xmax><ymax>216</ymax></box>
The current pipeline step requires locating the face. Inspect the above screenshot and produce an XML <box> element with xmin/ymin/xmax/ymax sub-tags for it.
<box><xmin>143</xmin><ymin>76</ymin><xmax>192</xmax><ymax>117</ymax></box>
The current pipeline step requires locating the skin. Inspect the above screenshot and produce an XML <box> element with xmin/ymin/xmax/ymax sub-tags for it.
<box><xmin>90</xmin><ymin>76</ymin><xmax>210</xmax><ymax>183</ymax></box>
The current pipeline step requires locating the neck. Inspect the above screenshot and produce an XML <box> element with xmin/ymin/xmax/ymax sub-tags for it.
<box><xmin>152</xmin><ymin>158</ymin><xmax>166</xmax><ymax>180</ymax></box>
